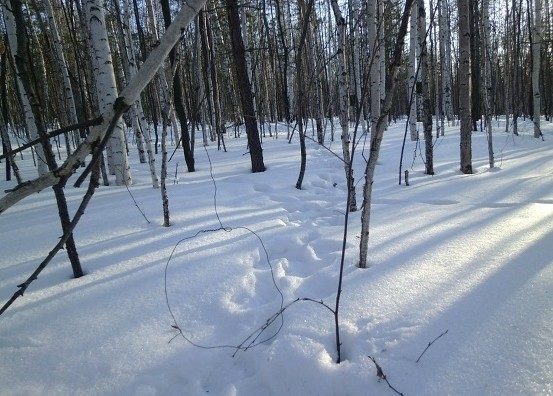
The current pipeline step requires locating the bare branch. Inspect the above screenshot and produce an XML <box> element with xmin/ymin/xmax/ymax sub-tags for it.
<box><xmin>416</xmin><ymin>329</ymin><xmax>448</xmax><ymax>363</ymax></box>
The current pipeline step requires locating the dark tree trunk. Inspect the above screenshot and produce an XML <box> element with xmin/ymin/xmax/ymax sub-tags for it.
<box><xmin>160</xmin><ymin>0</ymin><xmax>195</xmax><ymax>172</ymax></box>
<box><xmin>458</xmin><ymin>0</ymin><xmax>473</xmax><ymax>174</ymax></box>
<box><xmin>294</xmin><ymin>0</ymin><xmax>315</xmax><ymax>189</ymax></box>
<box><xmin>419</xmin><ymin>0</ymin><xmax>434</xmax><ymax>175</ymax></box>
<box><xmin>470</xmin><ymin>0</ymin><xmax>482</xmax><ymax>131</ymax></box>
<box><xmin>274</xmin><ymin>0</ymin><xmax>291</xmax><ymax>122</ymax></box>
<box><xmin>9</xmin><ymin>0</ymin><xmax>83</xmax><ymax>277</ymax></box>
<box><xmin>226</xmin><ymin>0</ymin><xmax>265</xmax><ymax>173</ymax></box>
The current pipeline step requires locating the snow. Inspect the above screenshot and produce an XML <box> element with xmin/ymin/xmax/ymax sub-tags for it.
<box><xmin>1</xmin><ymin>119</ymin><xmax>552</xmax><ymax>396</ymax></box>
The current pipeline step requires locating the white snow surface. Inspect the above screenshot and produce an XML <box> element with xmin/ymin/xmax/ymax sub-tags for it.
<box><xmin>1</xmin><ymin>120</ymin><xmax>552</xmax><ymax>396</ymax></box>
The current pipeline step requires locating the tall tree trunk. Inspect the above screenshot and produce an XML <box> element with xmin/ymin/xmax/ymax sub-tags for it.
<box><xmin>160</xmin><ymin>0</ymin><xmax>195</xmax><ymax>173</ymax></box>
<box><xmin>359</xmin><ymin>0</ymin><xmax>416</xmax><ymax>268</ymax></box>
<box><xmin>226</xmin><ymin>0</ymin><xmax>265</xmax><ymax>173</ymax></box>
<box><xmin>121</xmin><ymin>0</ymin><xmax>159</xmax><ymax>187</ymax></box>
<box><xmin>409</xmin><ymin>2</ymin><xmax>419</xmax><ymax>140</ymax></box>
<box><xmin>470</xmin><ymin>0</ymin><xmax>482</xmax><ymax>131</ymax></box>
<box><xmin>418</xmin><ymin>0</ymin><xmax>434</xmax><ymax>175</ymax></box>
<box><xmin>349</xmin><ymin>0</ymin><xmax>367</xmax><ymax>138</ymax></box>
<box><xmin>368</xmin><ymin>0</ymin><xmax>381</xmax><ymax>141</ymax></box>
<box><xmin>145</xmin><ymin>0</ymin><xmax>179</xmax><ymax>146</ymax></box>
<box><xmin>0</xmin><ymin>41</ymin><xmax>23</xmax><ymax>183</ymax></box>
<box><xmin>458</xmin><ymin>0</ymin><xmax>472</xmax><ymax>174</ymax></box>
<box><xmin>2</xmin><ymin>1</ymin><xmax>48</xmax><ymax>177</ymax></box>
<box><xmin>330</xmin><ymin>0</ymin><xmax>357</xmax><ymax>212</ymax></box>
<box><xmin>482</xmin><ymin>0</ymin><xmax>495</xmax><ymax>168</ymax></box>
<box><xmin>86</xmin><ymin>0</ymin><xmax>132</xmax><ymax>185</ymax></box>
<box><xmin>532</xmin><ymin>0</ymin><xmax>543</xmax><ymax>138</ymax></box>
<box><xmin>294</xmin><ymin>0</ymin><xmax>315</xmax><ymax>190</ymax></box>
<box><xmin>439</xmin><ymin>0</ymin><xmax>453</xmax><ymax>132</ymax></box>
<box><xmin>44</xmin><ymin>0</ymin><xmax>80</xmax><ymax>147</ymax></box>
<box><xmin>7</xmin><ymin>0</ymin><xmax>83</xmax><ymax>277</ymax></box>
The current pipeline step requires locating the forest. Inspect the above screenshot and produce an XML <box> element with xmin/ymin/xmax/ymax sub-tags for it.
<box><xmin>0</xmin><ymin>0</ymin><xmax>552</xmax><ymax>394</ymax></box>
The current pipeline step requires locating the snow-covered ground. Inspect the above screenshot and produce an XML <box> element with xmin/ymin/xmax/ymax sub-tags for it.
<box><xmin>1</xmin><ymin>119</ymin><xmax>552</xmax><ymax>395</ymax></box>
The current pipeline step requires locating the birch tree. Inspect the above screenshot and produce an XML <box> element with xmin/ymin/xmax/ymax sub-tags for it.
<box><xmin>458</xmin><ymin>0</ymin><xmax>472</xmax><ymax>174</ymax></box>
<box><xmin>408</xmin><ymin>2</ymin><xmax>418</xmax><ymax>141</ymax></box>
<box><xmin>439</xmin><ymin>0</ymin><xmax>453</xmax><ymax>132</ymax></box>
<box><xmin>482</xmin><ymin>0</ymin><xmax>495</xmax><ymax>168</ymax></box>
<box><xmin>531</xmin><ymin>0</ymin><xmax>543</xmax><ymax>138</ymax></box>
<box><xmin>2</xmin><ymin>1</ymin><xmax>48</xmax><ymax>177</ymax></box>
<box><xmin>349</xmin><ymin>0</ymin><xmax>367</xmax><ymax>138</ymax></box>
<box><xmin>0</xmin><ymin>38</ymin><xmax>22</xmax><ymax>183</ymax></box>
<box><xmin>120</xmin><ymin>0</ymin><xmax>159</xmax><ymax>188</ymax></box>
<box><xmin>368</xmin><ymin>0</ymin><xmax>381</xmax><ymax>141</ymax></box>
<box><xmin>359</xmin><ymin>0</ymin><xmax>415</xmax><ymax>268</ymax></box>
<box><xmin>4</xmin><ymin>0</ymin><xmax>84</xmax><ymax>277</ymax></box>
<box><xmin>44</xmin><ymin>0</ymin><xmax>80</xmax><ymax>150</ymax></box>
<box><xmin>418</xmin><ymin>0</ymin><xmax>434</xmax><ymax>175</ymax></box>
<box><xmin>86</xmin><ymin>0</ymin><xmax>132</xmax><ymax>185</ymax></box>
<box><xmin>330</xmin><ymin>0</ymin><xmax>357</xmax><ymax>212</ymax></box>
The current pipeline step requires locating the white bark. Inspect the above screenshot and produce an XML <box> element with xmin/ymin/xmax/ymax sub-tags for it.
<box><xmin>408</xmin><ymin>2</ymin><xmax>418</xmax><ymax>140</ymax></box>
<box><xmin>122</xmin><ymin>0</ymin><xmax>159</xmax><ymax>188</ymax></box>
<box><xmin>330</xmin><ymin>0</ymin><xmax>357</xmax><ymax>212</ymax></box>
<box><xmin>349</xmin><ymin>0</ymin><xmax>367</xmax><ymax>136</ymax></box>
<box><xmin>44</xmin><ymin>0</ymin><xmax>79</xmax><ymax>135</ymax></box>
<box><xmin>482</xmin><ymin>0</ymin><xmax>494</xmax><ymax>167</ymax></box>
<box><xmin>368</xmin><ymin>0</ymin><xmax>380</xmax><ymax>140</ymax></box>
<box><xmin>532</xmin><ymin>0</ymin><xmax>542</xmax><ymax>138</ymax></box>
<box><xmin>359</xmin><ymin>0</ymin><xmax>416</xmax><ymax>268</ymax></box>
<box><xmin>145</xmin><ymin>0</ymin><xmax>180</xmax><ymax>145</ymax></box>
<box><xmin>86</xmin><ymin>0</ymin><xmax>132</xmax><ymax>186</ymax></box>
<box><xmin>0</xmin><ymin>0</ymin><xmax>208</xmax><ymax>215</ymax></box>
<box><xmin>379</xmin><ymin>0</ymin><xmax>386</xmax><ymax>103</ymax></box>
<box><xmin>1</xmin><ymin>3</ymin><xmax>48</xmax><ymax>176</ymax></box>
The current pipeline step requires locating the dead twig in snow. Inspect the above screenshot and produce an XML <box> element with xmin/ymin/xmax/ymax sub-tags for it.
<box><xmin>416</xmin><ymin>329</ymin><xmax>448</xmax><ymax>363</ymax></box>
<box><xmin>367</xmin><ymin>355</ymin><xmax>404</xmax><ymax>396</ymax></box>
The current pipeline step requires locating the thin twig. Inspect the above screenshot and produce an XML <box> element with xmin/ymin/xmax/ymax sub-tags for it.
<box><xmin>416</xmin><ymin>329</ymin><xmax>448</xmax><ymax>363</ymax></box>
<box><xmin>368</xmin><ymin>355</ymin><xmax>404</xmax><ymax>396</ymax></box>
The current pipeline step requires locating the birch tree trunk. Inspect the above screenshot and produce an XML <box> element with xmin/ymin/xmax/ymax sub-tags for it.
<box><xmin>330</xmin><ymin>0</ymin><xmax>357</xmax><ymax>212</ymax></box>
<box><xmin>44</xmin><ymin>0</ymin><xmax>80</xmax><ymax>147</ymax></box>
<box><xmin>409</xmin><ymin>2</ymin><xmax>419</xmax><ymax>141</ymax></box>
<box><xmin>86</xmin><ymin>0</ymin><xmax>132</xmax><ymax>186</ymax></box>
<box><xmin>6</xmin><ymin>0</ymin><xmax>84</xmax><ymax>277</ymax></box>
<box><xmin>2</xmin><ymin>2</ymin><xmax>48</xmax><ymax>177</ymax></box>
<box><xmin>379</xmin><ymin>0</ymin><xmax>386</xmax><ymax>105</ymax></box>
<box><xmin>458</xmin><ymin>0</ymin><xmax>472</xmax><ymax>174</ymax></box>
<box><xmin>160</xmin><ymin>0</ymin><xmax>195</xmax><ymax>173</ymax></box>
<box><xmin>121</xmin><ymin>0</ymin><xmax>159</xmax><ymax>188</ymax></box>
<box><xmin>116</xmin><ymin>0</ymin><xmax>146</xmax><ymax>165</ymax></box>
<box><xmin>0</xmin><ymin>114</ymin><xmax>23</xmax><ymax>184</ymax></box>
<box><xmin>439</xmin><ymin>0</ymin><xmax>453</xmax><ymax>132</ymax></box>
<box><xmin>418</xmin><ymin>0</ymin><xmax>434</xmax><ymax>175</ymax></box>
<box><xmin>294</xmin><ymin>0</ymin><xmax>313</xmax><ymax>190</ymax></box>
<box><xmin>532</xmin><ymin>0</ymin><xmax>543</xmax><ymax>138</ymax></box>
<box><xmin>145</xmin><ymin>0</ymin><xmax>180</xmax><ymax>146</ymax></box>
<box><xmin>0</xmin><ymin>41</ymin><xmax>23</xmax><ymax>183</ymax></box>
<box><xmin>349</xmin><ymin>0</ymin><xmax>367</xmax><ymax>137</ymax></box>
<box><xmin>482</xmin><ymin>0</ymin><xmax>494</xmax><ymax>168</ymax></box>
<box><xmin>359</xmin><ymin>0</ymin><xmax>415</xmax><ymax>268</ymax></box>
<box><xmin>368</xmin><ymin>0</ymin><xmax>381</xmax><ymax>140</ymax></box>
